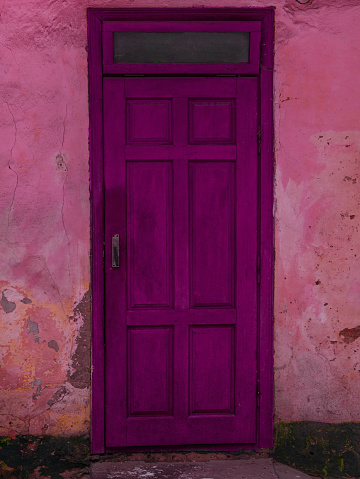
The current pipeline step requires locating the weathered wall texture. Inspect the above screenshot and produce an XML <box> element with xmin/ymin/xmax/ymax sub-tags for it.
<box><xmin>273</xmin><ymin>0</ymin><xmax>360</xmax><ymax>422</ymax></box>
<box><xmin>0</xmin><ymin>0</ymin><xmax>360</xmax><ymax>437</ymax></box>
<box><xmin>0</xmin><ymin>0</ymin><xmax>91</xmax><ymax>436</ymax></box>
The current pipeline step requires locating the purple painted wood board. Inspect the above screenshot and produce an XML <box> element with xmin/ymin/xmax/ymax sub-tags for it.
<box><xmin>87</xmin><ymin>7</ymin><xmax>274</xmax><ymax>453</ymax></box>
<box><xmin>258</xmin><ymin>8</ymin><xmax>274</xmax><ymax>447</ymax></box>
<box><xmin>87</xmin><ymin>9</ymin><xmax>105</xmax><ymax>454</ymax></box>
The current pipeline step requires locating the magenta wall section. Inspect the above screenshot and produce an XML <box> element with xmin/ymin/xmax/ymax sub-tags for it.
<box><xmin>0</xmin><ymin>0</ymin><xmax>360</xmax><ymax>438</ymax></box>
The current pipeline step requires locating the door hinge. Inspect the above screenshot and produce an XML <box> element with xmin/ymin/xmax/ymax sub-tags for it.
<box><xmin>257</xmin><ymin>126</ymin><xmax>261</xmax><ymax>156</ymax></box>
<box><xmin>257</xmin><ymin>254</ymin><xmax>261</xmax><ymax>284</ymax></box>
<box><xmin>256</xmin><ymin>378</ymin><xmax>261</xmax><ymax>408</ymax></box>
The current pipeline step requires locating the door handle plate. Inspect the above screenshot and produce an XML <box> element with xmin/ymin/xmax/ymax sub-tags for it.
<box><xmin>112</xmin><ymin>234</ymin><xmax>120</xmax><ymax>268</ymax></box>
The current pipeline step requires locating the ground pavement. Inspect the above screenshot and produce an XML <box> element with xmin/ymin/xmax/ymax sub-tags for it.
<box><xmin>90</xmin><ymin>458</ymin><xmax>319</xmax><ymax>479</ymax></box>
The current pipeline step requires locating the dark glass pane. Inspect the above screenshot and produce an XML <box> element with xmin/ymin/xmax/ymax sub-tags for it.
<box><xmin>113</xmin><ymin>32</ymin><xmax>249</xmax><ymax>64</ymax></box>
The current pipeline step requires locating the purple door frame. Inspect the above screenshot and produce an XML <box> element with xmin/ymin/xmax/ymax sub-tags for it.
<box><xmin>87</xmin><ymin>7</ymin><xmax>274</xmax><ymax>454</ymax></box>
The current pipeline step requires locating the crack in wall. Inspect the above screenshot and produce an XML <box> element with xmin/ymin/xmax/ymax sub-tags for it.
<box><xmin>59</xmin><ymin>104</ymin><xmax>72</xmax><ymax>288</ymax></box>
<box><xmin>42</xmin><ymin>257</ymin><xmax>66</xmax><ymax>316</ymax></box>
<box><xmin>6</xmin><ymin>103</ymin><xmax>19</xmax><ymax>243</ymax></box>
<box><xmin>59</xmin><ymin>153</ymin><xmax>70</xmax><ymax>249</ymax></box>
<box><xmin>275</xmin><ymin>347</ymin><xmax>294</xmax><ymax>371</ymax></box>
<box><xmin>0</xmin><ymin>40</ymin><xmax>20</xmax><ymax>68</ymax></box>
<box><xmin>62</xmin><ymin>104</ymin><xmax>67</xmax><ymax>148</ymax></box>
<box><xmin>60</xmin><ymin>104</ymin><xmax>70</xmax><ymax>248</ymax></box>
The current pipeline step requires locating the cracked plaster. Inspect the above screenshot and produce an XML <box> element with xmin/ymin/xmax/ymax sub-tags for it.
<box><xmin>0</xmin><ymin>0</ymin><xmax>360</xmax><ymax>437</ymax></box>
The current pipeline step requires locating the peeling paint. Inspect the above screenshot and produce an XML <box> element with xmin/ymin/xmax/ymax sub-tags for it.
<box><xmin>0</xmin><ymin>291</ymin><xmax>16</xmax><ymax>313</ymax></box>
<box><xmin>339</xmin><ymin>326</ymin><xmax>360</xmax><ymax>344</ymax></box>
<box><xmin>67</xmin><ymin>290</ymin><xmax>91</xmax><ymax>390</ymax></box>
<box><xmin>47</xmin><ymin>340</ymin><xmax>59</xmax><ymax>352</ymax></box>
<box><xmin>32</xmin><ymin>378</ymin><xmax>42</xmax><ymax>401</ymax></box>
<box><xmin>47</xmin><ymin>386</ymin><xmax>68</xmax><ymax>407</ymax></box>
<box><xmin>21</xmin><ymin>297</ymin><xmax>32</xmax><ymax>304</ymax></box>
<box><xmin>26</xmin><ymin>317</ymin><xmax>39</xmax><ymax>335</ymax></box>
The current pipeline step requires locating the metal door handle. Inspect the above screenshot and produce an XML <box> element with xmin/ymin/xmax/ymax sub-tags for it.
<box><xmin>112</xmin><ymin>234</ymin><xmax>120</xmax><ymax>268</ymax></box>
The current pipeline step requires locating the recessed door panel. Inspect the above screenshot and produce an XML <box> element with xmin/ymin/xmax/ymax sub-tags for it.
<box><xmin>127</xmin><ymin>99</ymin><xmax>172</xmax><ymax>144</ymax></box>
<box><xmin>127</xmin><ymin>161</ymin><xmax>173</xmax><ymax>309</ymax></box>
<box><xmin>128</xmin><ymin>327</ymin><xmax>174</xmax><ymax>416</ymax></box>
<box><xmin>190</xmin><ymin>326</ymin><xmax>235</xmax><ymax>414</ymax></box>
<box><xmin>189</xmin><ymin>162</ymin><xmax>235</xmax><ymax>308</ymax></box>
<box><xmin>189</xmin><ymin>100</ymin><xmax>235</xmax><ymax>144</ymax></box>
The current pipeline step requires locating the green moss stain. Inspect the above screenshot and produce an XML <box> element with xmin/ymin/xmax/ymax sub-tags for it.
<box><xmin>0</xmin><ymin>437</ymin><xmax>12</xmax><ymax>447</ymax></box>
<box><xmin>274</xmin><ymin>422</ymin><xmax>360</xmax><ymax>478</ymax></box>
<box><xmin>2</xmin><ymin>424</ymin><xmax>360</xmax><ymax>478</ymax></box>
<box><xmin>0</xmin><ymin>435</ymin><xmax>90</xmax><ymax>478</ymax></box>
<box><xmin>274</xmin><ymin>421</ymin><xmax>291</xmax><ymax>449</ymax></box>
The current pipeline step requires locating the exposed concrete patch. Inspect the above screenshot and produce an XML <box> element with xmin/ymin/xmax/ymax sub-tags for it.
<box><xmin>47</xmin><ymin>386</ymin><xmax>68</xmax><ymax>407</ymax></box>
<box><xmin>274</xmin><ymin>422</ymin><xmax>360</xmax><ymax>478</ymax></box>
<box><xmin>20</xmin><ymin>297</ymin><xmax>32</xmax><ymax>304</ymax></box>
<box><xmin>48</xmin><ymin>339</ymin><xmax>59</xmax><ymax>352</ymax></box>
<box><xmin>90</xmin><ymin>459</ymin><xmax>279</xmax><ymax>479</ymax></box>
<box><xmin>339</xmin><ymin>326</ymin><xmax>360</xmax><ymax>344</ymax></box>
<box><xmin>67</xmin><ymin>289</ymin><xmax>91</xmax><ymax>389</ymax></box>
<box><xmin>32</xmin><ymin>378</ymin><xmax>42</xmax><ymax>401</ymax></box>
<box><xmin>0</xmin><ymin>291</ymin><xmax>16</xmax><ymax>313</ymax></box>
<box><xmin>26</xmin><ymin>317</ymin><xmax>39</xmax><ymax>335</ymax></box>
<box><xmin>56</xmin><ymin>153</ymin><xmax>67</xmax><ymax>171</ymax></box>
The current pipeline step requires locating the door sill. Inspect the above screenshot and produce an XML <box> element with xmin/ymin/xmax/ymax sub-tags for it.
<box><xmin>105</xmin><ymin>443</ymin><xmax>263</xmax><ymax>454</ymax></box>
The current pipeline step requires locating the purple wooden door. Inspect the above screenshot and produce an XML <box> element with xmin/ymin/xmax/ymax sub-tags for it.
<box><xmin>104</xmin><ymin>77</ymin><xmax>258</xmax><ymax>448</ymax></box>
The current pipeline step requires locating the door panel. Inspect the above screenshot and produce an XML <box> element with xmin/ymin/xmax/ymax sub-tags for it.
<box><xmin>127</xmin><ymin>161</ymin><xmax>173</xmax><ymax>309</ymax></box>
<box><xmin>127</xmin><ymin>99</ymin><xmax>172</xmax><ymax>144</ymax></box>
<box><xmin>128</xmin><ymin>327</ymin><xmax>174</xmax><ymax>416</ymax></box>
<box><xmin>189</xmin><ymin>100</ymin><xmax>235</xmax><ymax>144</ymax></box>
<box><xmin>190</xmin><ymin>325</ymin><xmax>235</xmax><ymax>414</ymax></box>
<box><xmin>104</xmin><ymin>77</ymin><xmax>258</xmax><ymax>448</ymax></box>
<box><xmin>189</xmin><ymin>162</ymin><xmax>235</xmax><ymax>308</ymax></box>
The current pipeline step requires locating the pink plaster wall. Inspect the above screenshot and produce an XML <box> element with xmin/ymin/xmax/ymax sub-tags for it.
<box><xmin>0</xmin><ymin>0</ymin><xmax>360</xmax><ymax>436</ymax></box>
<box><xmin>274</xmin><ymin>1</ymin><xmax>360</xmax><ymax>422</ymax></box>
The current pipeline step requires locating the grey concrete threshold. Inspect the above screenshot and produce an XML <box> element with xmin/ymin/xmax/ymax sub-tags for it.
<box><xmin>90</xmin><ymin>459</ymin><xmax>316</xmax><ymax>479</ymax></box>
